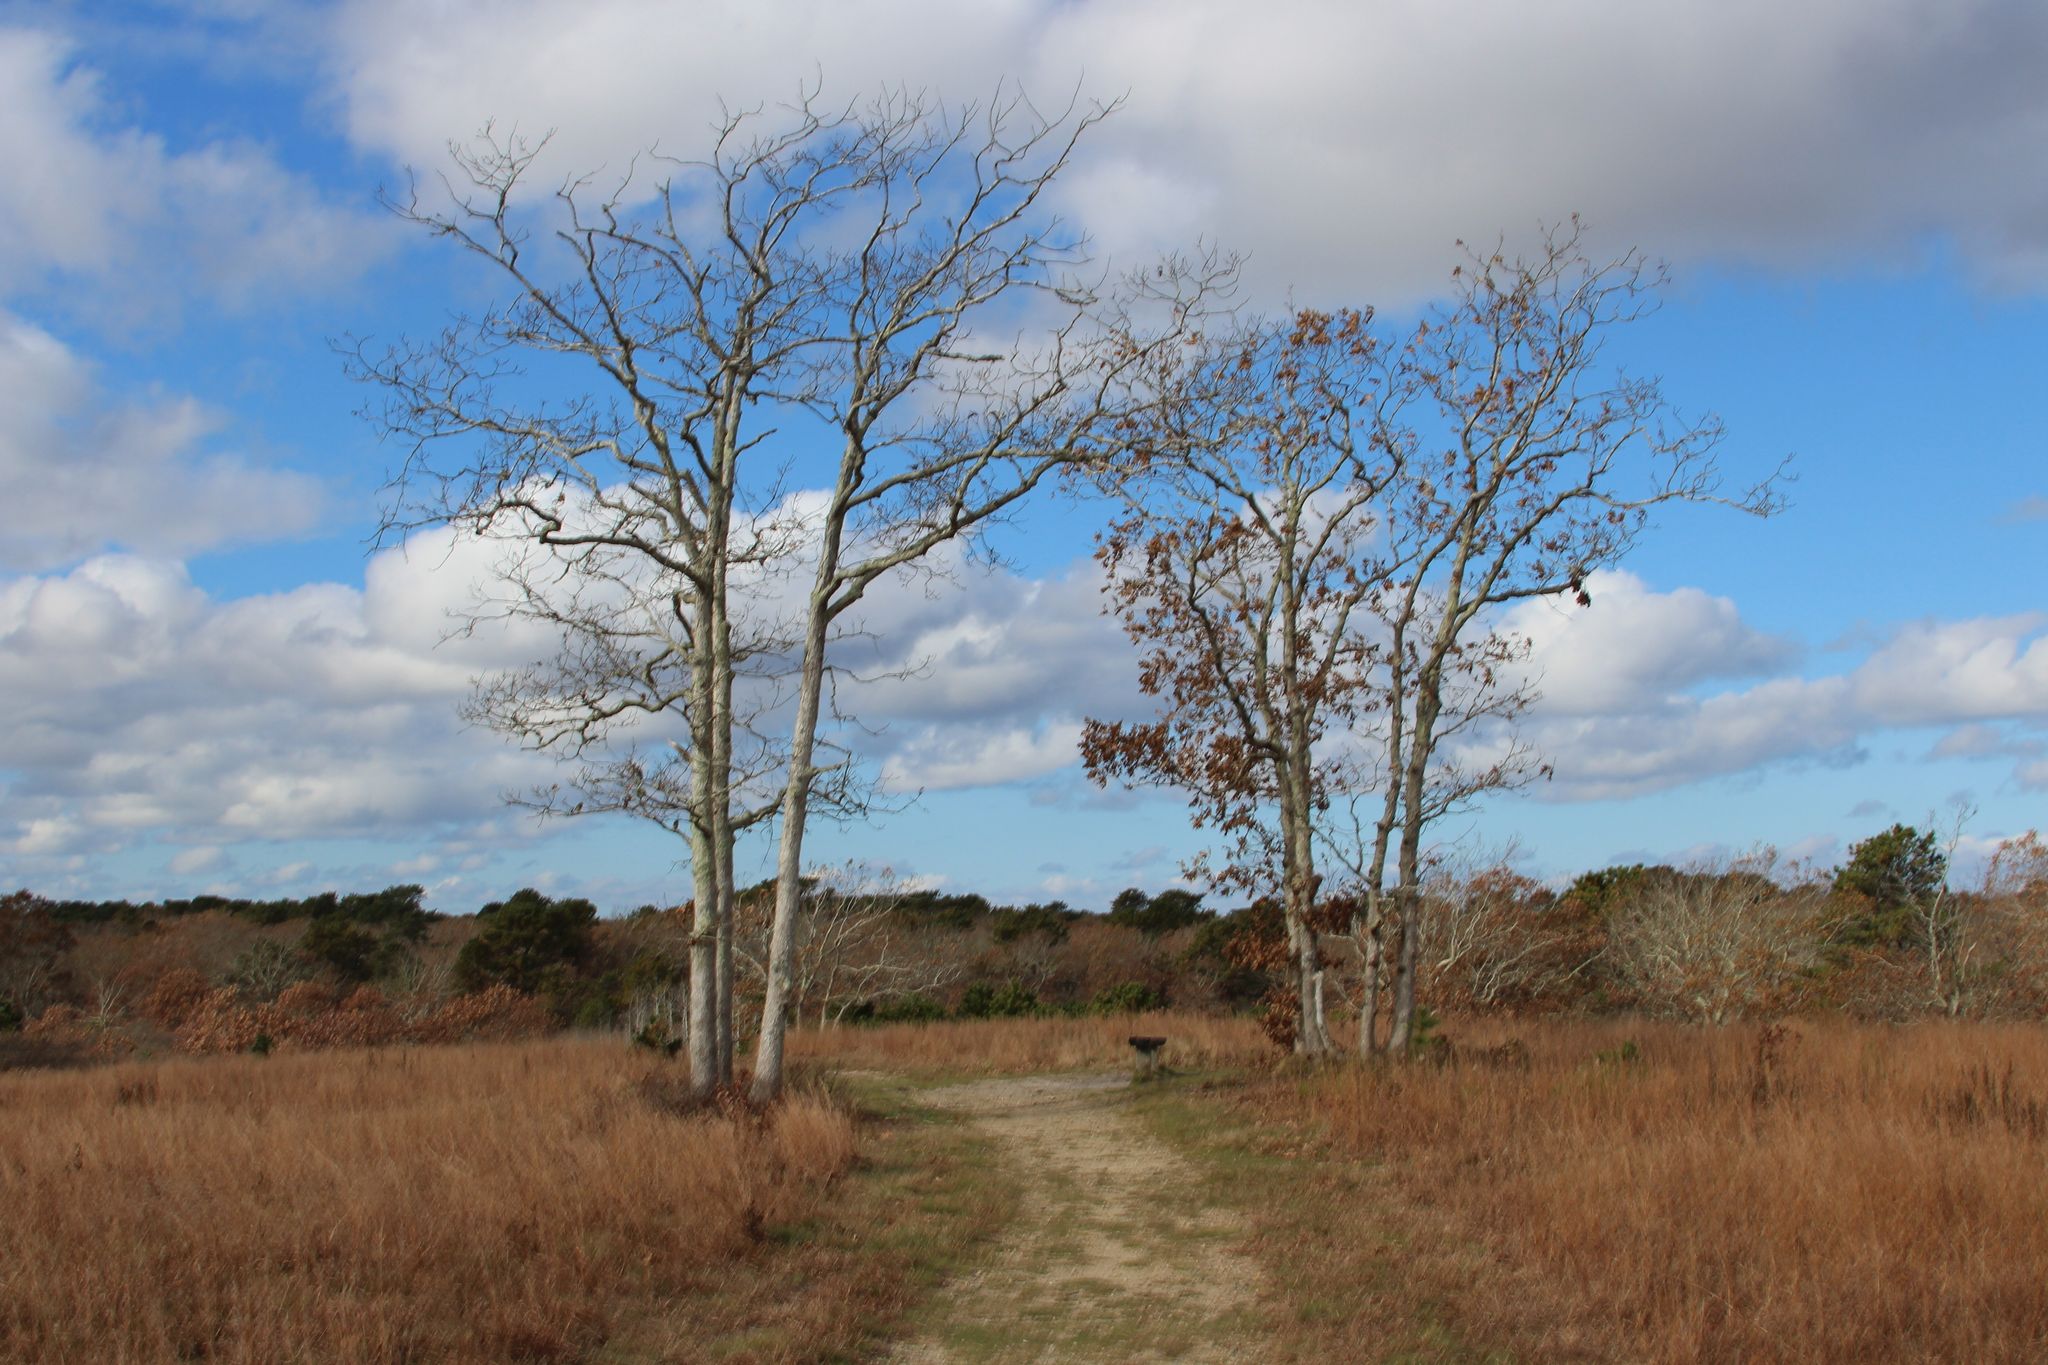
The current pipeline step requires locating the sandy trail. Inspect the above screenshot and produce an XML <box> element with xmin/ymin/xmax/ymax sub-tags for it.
<box><xmin>885</xmin><ymin>1073</ymin><xmax>1265</xmax><ymax>1364</ymax></box>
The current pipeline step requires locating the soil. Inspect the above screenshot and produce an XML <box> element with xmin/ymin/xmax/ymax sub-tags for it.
<box><xmin>884</xmin><ymin>1073</ymin><xmax>1266</xmax><ymax>1364</ymax></box>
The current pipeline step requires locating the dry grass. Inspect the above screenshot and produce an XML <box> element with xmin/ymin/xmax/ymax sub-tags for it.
<box><xmin>0</xmin><ymin>1037</ymin><xmax>866</xmax><ymax>1363</ymax></box>
<box><xmin>787</xmin><ymin>1009</ymin><xmax>1271</xmax><ymax>1077</ymax></box>
<box><xmin>1234</xmin><ymin>1017</ymin><xmax>2048</xmax><ymax>1362</ymax></box>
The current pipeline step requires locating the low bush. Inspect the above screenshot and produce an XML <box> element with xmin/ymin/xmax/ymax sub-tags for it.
<box><xmin>1091</xmin><ymin>981</ymin><xmax>1169</xmax><ymax>1014</ymax></box>
<box><xmin>956</xmin><ymin>980</ymin><xmax>1040</xmax><ymax>1019</ymax></box>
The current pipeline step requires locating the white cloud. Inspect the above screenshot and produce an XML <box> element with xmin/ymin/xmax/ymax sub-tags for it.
<box><xmin>167</xmin><ymin>845</ymin><xmax>225</xmax><ymax>876</ymax></box>
<box><xmin>0</xmin><ymin>26</ymin><xmax>388</xmax><ymax>318</ymax></box>
<box><xmin>0</xmin><ymin>540</ymin><xmax>548</xmax><ymax>875</ymax></box>
<box><xmin>326</xmin><ymin>0</ymin><xmax>2048</xmax><ymax>300</ymax></box>
<box><xmin>1486</xmin><ymin>599</ymin><xmax>2048</xmax><ymax>799</ymax></box>
<box><xmin>1848</xmin><ymin>614</ymin><xmax>2048</xmax><ymax>723</ymax></box>
<box><xmin>0</xmin><ymin>315</ymin><xmax>324</xmax><ymax>570</ymax></box>
<box><xmin>1506</xmin><ymin>571</ymin><xmax>1796</xmax><ymax>717</ymax></box>
<box><xmin>4</xmin><ymin>515</ymin><xmax>2044</xmax><ymax>895</ymax></box>
<box><xmin>876</xmin><ymin>720</ymin><xmax>1086</xmax><ymax>794</ymax></box>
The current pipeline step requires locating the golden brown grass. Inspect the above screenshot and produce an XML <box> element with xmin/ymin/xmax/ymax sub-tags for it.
<box><xmin>0</xmin><ymin>1037</ymin><xmax>881</xmax><ymax>1363</ymax></box>
<box><xmin>787</xmin><ymin>1009</ymin><xmax>1271</xmax><ymax>1077</ymax></box>
<box><xmin>1217</xmin><ymin>1017</ymin><xmax>2048</xmax><ymax>1362</ymax></box>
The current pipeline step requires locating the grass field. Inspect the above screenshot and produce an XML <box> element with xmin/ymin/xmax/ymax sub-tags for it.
<box><xmin>7</xmin><ymin>1013</ymin><xmax>2047</xmax><ymax>1362</ymax></box>
<box><xmin>0</xmin><ymin>1038</ymin><xmax>1007</xmax><ymax>1364</ymax></box>
<box><xmin>802</xmin><ymin>1012</ymin><xmax>2048</xmax><ymax>1362</ymax></box>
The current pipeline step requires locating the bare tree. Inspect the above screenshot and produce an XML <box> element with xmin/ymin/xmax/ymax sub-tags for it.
<box><xmin>350</xmin><ymin>108</ymin><xmax>831</xmax><ymax>1092</ymax></box>
<box><xmin>1605</xmin><ymin>853</ymin><xmax>1818</xmax><ymax>1024</ymax></box>
<box><xmin>352</xmin><ymin>84</ymin><xmax>1223</xmax><ymax>1100</ymax></box>
<box><xmin>1914</xmin><ymin>802</ymin><xmax>1979</xmax><ymax>1017</ymax></box>
<box><xmin>736</xmin><ymin>865</ymin><xmax>962</xmax><ymax>1027</ymax></box>
<box><xmin>1915</xmin><ymin>821</ymin><xmax>2048</xmax><ymax>1019</ymax></box>
<box><xmin>741</xmin><ymin>94</ymin><xmax>1229</xmax><ymax>1099</ymax></box>
<box><xmin>1356</xmin><ymin>223</ymin><xmax>1782</xmax><ymax>1052</ymax></box>
<box><xmin>1082</xmin><ymin>310</ymin><xmax>1402</xmax><ymax>1055</ymax></box>
<box><xmin>1960</xmin><ymin>830</ymin><xmax>2048</xmax><ymax>1017</ymax></box>
<box><xmin>0</xmin><ymin>891</ymin><xmax>72</xmax><ymax>1023</ymax></box>
<box><xmin>1411</xmin><ymin>850</ymin><xmax>1599</xmax><ymax>1012</ymax></box>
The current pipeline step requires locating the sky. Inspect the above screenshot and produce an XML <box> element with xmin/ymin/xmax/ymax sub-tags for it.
<box><xmin>0</xmin><ymin>0</ymin><xmax>2043</xmax><ymax>914</ymax></box>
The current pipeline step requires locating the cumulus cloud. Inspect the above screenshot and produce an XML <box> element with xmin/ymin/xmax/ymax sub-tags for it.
<box><xmin>1505</xmin><ymin>571</ymin><xmax>1797</xmax><ymax>717</ymax></box>
<box><xmin>0</xmin><ymin>26</ymin><xmax>388</xmax><ymax>318</ymax></box>
<box><xmin>1485</xmin><ymin>591</ymin><xmax>2048</xmax><ymax>799</ymax></box>
<box><xmin>1848</xmin><ymin>614</ymin><xmax>2048</xmax><ymax>723</ymax></box>
<box><xmin>849</xmin><ymin>564</ymin><xmax>2048</xmax><ymax>802</ymax></box>
<box><xmin>0</xmin><ymin>540</ymin><xmax>550</xmax><ymax>875</ymax></box>
<box><xmin>830</xmin><ymin>559</ymin><xmax>1145</xmax><ymax>792</ymax></box>
<box><xmin>875</xmin><ymin>721</ymin><xmax>1086</xmax><ymax>794</ymax></box>
<box><xmin>325</xmin><ymin>0</ymin><xmax>2048</xmax><ymax>300</ymax></box>
<box><xmin>0</xmin><ymin>315</ymin><xmax>324</xmax><ymax>570</ymax></box>
<box><xmin>5</xmin><ymin>520</ymin><xmax>2045</xmax><ymax>895</ymax></box>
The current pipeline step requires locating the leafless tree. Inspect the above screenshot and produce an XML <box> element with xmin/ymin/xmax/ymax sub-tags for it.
<box><xmin>1082</xmin><ymin>310</ymin><xmax>1403</xmax><ymax>1055</ymax></box>
<box><xmin>1927</xmin><ymin>824</ymin><xmax>2048</xmax><ymax>1018</ymax></box>
<box><xmin>737</xmin><ymin>865</ymin><xmax>962</xmax><ymax>1027</ymax></box>
<box><xmin>1355</xmin><ymin>222</ymin><xmax>1782</xmax><ymax>1051</ymax></box>
<box><xmin>739</xmin><ymin>93</ymin><xmax>1229</xmax><ymax>1098</ymax></box>
<box><xmin>1914</xmin><ymin>801</ymin><xmax>1980</xmax><ymax>1017</ymax></box>
<box><xmin>227</xmin><ymin>938</ymin><xmax>311</xmax><ymax>1002</ymax></box>
<box><xmin>1605</xmin><ymin>852</ymin><xmax>1818</xmax><ymax>1024</ymax></box>
<box><xmin>0</xmin><ymin>891</ymin><xmax>72</xmax><ymax>1022</ymax></box>
<box><xmin>1410</xmin><ymin>849</ymin><xmax>1599</xmax><ymax>1012</ymax></box>
<box><xmin>352</xmin><ymin>84</ymin><xmax>1225</xmax><ymax>1099</ymax></box>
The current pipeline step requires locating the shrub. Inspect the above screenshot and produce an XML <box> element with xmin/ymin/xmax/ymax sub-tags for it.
<box><xmin>299</xmin><ymin>914</ymin><xmax>395</xmax><ymax>984</ymax></box>
<box><xmin>867</xmin><ymin>992</ymin><xmax>947</xmax><ymax>1024</ymax></box>
<box><xmin>175</xmin><ymin>989</ymin><xmax>263</xmax><ymax>1055</ymax></box>
<box><xmin>412</xmin><ymin>985</ymin><xmax>555</xmax><ymax>1044</ymax></box>
<box><xmin>227</xmin><ymin>939</ymin><xmax>312</xmax><ymax>1000</ymax></box>
<box><xmin>956</xmin><ymin>980</ymin><xmax>1039</xmax><ymax>1019</ymax></box>
<box><xmin>989</xmin><ymin>902</ymin><xmax>1077</xmax><ymax>944</ymax></box>
<box><xmin>1833</xmin><ymin>824</ymin><xmax>1946</xmax><ymax>948</ymax></box>
<box><xmin>138</xmin><ymin>968</ymin><xmax>212</xmax><ymax>1029</ymax></box>
<box><xmin>1107</xmin><ymin>887</ymin><xmax>1210</xmax><ymax>936</ymax></box>
<box><xmin>1091</xmin><ymin>981</ymin><xmax>1168</xmax><ymax>1015</ymax></box>
<box><xmin>455</xmin><ymin>889</ymin><xmax>598</xmax><ymax>995</ymax></box>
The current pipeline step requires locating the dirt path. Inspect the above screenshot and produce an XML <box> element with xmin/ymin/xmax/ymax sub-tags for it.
<box><xmin>885</xmin><ymin>1073</ymin><xmax>1266</xmax><ymax>1364</ymax></box>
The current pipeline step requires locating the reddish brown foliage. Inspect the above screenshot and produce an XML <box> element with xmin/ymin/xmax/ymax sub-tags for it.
<box><xmin>174</xmin><ymin>982</ymin><xmax>552</xmax><ymax>1055</ymax></box>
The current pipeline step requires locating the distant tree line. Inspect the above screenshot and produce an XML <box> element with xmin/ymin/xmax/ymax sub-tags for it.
<box><xmin>5</xmin><ymin>820</ymin><xmax>2043</xmax><ymax>1069</ymax></box>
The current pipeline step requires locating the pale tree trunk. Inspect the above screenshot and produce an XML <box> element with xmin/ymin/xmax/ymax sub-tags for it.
<box><xmin>1387</xmin><ymin>888</ymin><xmax>1422</xmax><ymax>1051</ymax></box>
<box><xmin>1361</xmin><ymin>624</ymin><xmax>1406</xmax><ymax>1056</ymax></box>
<box><xmin>1356</xmin><ymin>892</ymin><xmax>1384</xmax><ymax>1053</ymax></box>
<box><xmin>715</xmin><ymin>875</ymin><xmax>735</xmax><ymax>1085</ymax></box>
<box><xmin>1284</xmin><ymin>768</ymin><xmax>1332</xmax><ymax>1054</ymax></box>
<box><xmin>1387</xmin><ymin>676</ymin><xmax>1443</xmax><ymax>1053</ymax></box>
<box><xmin>712</xmin><ymin>654</ymin><xmax>734</xmax><ymax>1088</ymax></box>
<box><xmin>1385</xmin><ymin>520</ymin><xmax>1468</xmax><ymax>1055</ymax></box>
<box><xmin>686</xmin><ymin>825</ymin><xmax>719</xmax><ymax>1094</ymax></box>
<box><xmin>1277</xmin><ymin>509</ymin><xmax>1332</xmax><ymax>1056</ymax></box>
<box><xmin>750</xmin><ymin>519</ymin><xmax>841</xmax><ymax>1102</ymax></box>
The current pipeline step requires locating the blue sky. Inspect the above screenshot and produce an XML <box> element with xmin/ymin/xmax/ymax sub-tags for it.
<box><xmin>1</xmin><ymin>0</ymin><xmax>2043</xmax><ymax>913</ymax></box>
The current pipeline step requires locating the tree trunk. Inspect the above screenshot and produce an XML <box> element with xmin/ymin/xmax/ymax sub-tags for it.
<box><xmin>715</xmin><ymin>881</ymin><xmax>735</xmax><ymax>1086</ymax></box>
<box><xmin>1281</xmin><ymin>764</ymin><xmax>1331</xmax><ymax>1055</ymax></box>
<box><xmin>750</xmin><ymin>499</ymin><xmax>844</xmax><ymax>1099</ymax></box>
<box><xmin>686</xmin><ymin>824</ymin><xmax>719</xmax><ymax>1095</ymax></box>
<box><xmin>751</xmin><ymin>644</ymin><xmax>823</xmax><ymax>1099</ymax></box>
<box><xmin>1387</xmin><ymin>888</ymin><xmax>1421</xmax><ymax>1052</ymax></box>
<box><xmin>1356</xmin><ymin>895</ymin><xmax>1383</xmax><ymax>1053</ymax></box>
